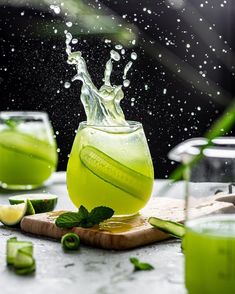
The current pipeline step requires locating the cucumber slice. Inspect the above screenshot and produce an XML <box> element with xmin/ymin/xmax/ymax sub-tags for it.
<box><xmin>0</xmin><ymin>130</ymin><xmax>57</xmax><ymax>165</ymax></box>
<box><xmin>9</xmin><ymin>193</ymin><xmax>58</xmax><ymax>213</ymax></box>
<box><xmin>15</xmin><ymin>261</ymin><xmax>36</xmax><ymax>275</ymax></box>
<box><xmin>7</xmin><ymin>238</ymin><xmax>33</xmax><ymax>265</ymax></box>
<box><xmin>80</xmin><ymin>146</ymin><xmax>153</xmax><ymax>200</ymax></box>
<box><xmin>14</xmin><ymin>247</ymin><xmax>34</xmax><ymax>269</ymax></box>
<box><xmin>0</xmin><ymin>202</ymin><xmax>27</xmax><ymax>226</ymax></box>
<box><xmin>148</xmin><ymin>217</ymin><xmax>185</xmax><ymax>238</ymax></box>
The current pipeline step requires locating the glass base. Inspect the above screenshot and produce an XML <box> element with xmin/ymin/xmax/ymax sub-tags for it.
<box><xmin>99</xmin><ymin>213</ymin><xmax>145</xmax><ymax>233</ymax></box>
<box><xmin>0</xmin><ymin>183</ymin><xmax>42</xmax><ymax>191</ymax></box>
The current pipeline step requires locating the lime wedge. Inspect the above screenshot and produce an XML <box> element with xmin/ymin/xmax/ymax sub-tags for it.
<box><xmin>80</xmin><ymin>146</ymin><xmax>153</xmax><ymax>200</ymax></box>
<box><xmin>0</xmin><ymin>202</ymin><xmax>27</xmax><ymax>226</ymax></box>
<box><xmin>9</xmin><ymin>193</ymin><xmax>58</xmax><ymax>213</ymax></box>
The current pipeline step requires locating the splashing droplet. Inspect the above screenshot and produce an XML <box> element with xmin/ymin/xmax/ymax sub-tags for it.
<box><xmin>123</xmin><ymin>80</ymin><xmax>130</xmax><ymax>87</ymax></box>
<box><xmin>131</xmin><ymin>52</ymin><xmax>137</xmax><ymax>60</ymax></box>
<box><xmin>115</xmin><ymin>44</ymin><xmax>123</xmax><ymax>50</ymax></box>
<box><xmin>64</xmin><ymin>82</ymin><xmax>71</xmax><ymax>89</ymax></box>
<box><xmin>50</xmin><ymin>5</ymin><xmax>61</xmax><ymax>14</ymax></box>
<box><xmin>66</xmin><ymin>21</ymin><xmax>73</xmax><ymax>28</ymax></box>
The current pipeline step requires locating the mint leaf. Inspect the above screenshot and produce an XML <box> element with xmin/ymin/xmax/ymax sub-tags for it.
<box><xmin>55</xmin><ymin>212</ymin><xmax>83</xmax><ymax>228</ymax></box>
<box><xmin>78</xmin><ymin>205</ymin><xmax>89</xmax><ymax>219</ymax></box>
<box><xmin>130</xmin><ymin>257</ymin><xmax>154</xmax><ymax>271</ymax></box>
<box><xmin>55</xmin><ymin>206</ymin><xmax>114</xmax><ymax>229</ymax></box>
<box><xmin>88</xmin><ymin>206</ymin><xmax>114</xmax><ymax>225</ymax></box>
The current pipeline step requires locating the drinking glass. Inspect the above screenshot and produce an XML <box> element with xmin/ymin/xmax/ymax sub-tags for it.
<box><xmin>0</xmin><ymin>111</ymin><xmax>58</xmax><ymax>190</ymax></box>
<box><xmin>67</xmin><ymin>121</ymin><xmax>154</xmax><ymax>216</ymax></box>
<box><xmin>169</xmin><ymin>137</ymin><xmax>235</xmax><ymax>294</ymax></box>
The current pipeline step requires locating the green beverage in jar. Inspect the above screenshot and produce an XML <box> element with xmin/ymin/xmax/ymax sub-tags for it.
<box><xmin>0</xmin><ymin>112</ymin><xmax>58</xmax><ymax>190</ymax></box>
<box><xmin>185</xmin><ymin>215</ymin><xmax>235</xmax><ymax>294</ymax></box>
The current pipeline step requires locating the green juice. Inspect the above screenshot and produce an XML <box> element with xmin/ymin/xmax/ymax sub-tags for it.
<box><xmin>65</xmin><ymin>32</ymin><xmax>154</xmax><ymax>216</ymax></box>
<box><xmin>185</xmin><ymin>215</ymin><xmax>235</xmax><ymax>294</ymax></box>
<box><xmin>67</xmin><ymin>123</ymin><xmax>154</xmax><ymax>215</ymax></box>
<box><xmin>0</xmin><ymin>129</ymin><xmax>57</xmax><ymax>189</ymax></box>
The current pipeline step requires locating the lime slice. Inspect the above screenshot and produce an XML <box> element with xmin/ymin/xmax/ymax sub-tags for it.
<box><xmin>7</xmin><ymin>238</ymin><xmax>33</xmax><ymax>265</ymax></box>
<box><xmin>0</xmin><ymin>130</ymin><xmax>57</xmax><ymax>165</ymax></box>
<box><xmin>0</xmin><ymin>202</ymin><xmax>27</xmax><ymax>226</ymax></box>
<box><xmin>80</xmin><ymin>146</ymin><xmax>153</xmax><ymax>200</ymax></box>
<box><xmin>9</xmin><ymin>193</ymin><xmax>58</xmax><ymax>213</ymax></box>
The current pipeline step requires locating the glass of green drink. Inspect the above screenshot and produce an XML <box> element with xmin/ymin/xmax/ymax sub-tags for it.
<box><xmin>170</xmin><ymin>137</ymin><xmax>235</xmax><ymax>294</ymax></box>
<box><xmin>67</xmin><ymin>121</ymin><xmax>154</xmax><ymax>216</ymax></box>
<box><xmin>0</xmin><ymin>111</ymin><xmax>58</xmax><ymax>190</ymax></box>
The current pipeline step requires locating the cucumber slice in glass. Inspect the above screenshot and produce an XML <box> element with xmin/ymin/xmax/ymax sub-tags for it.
<box><xmin>9</xmin><ymin>193</ymin><xmax>58</xmax><ymax>213</ymax></box>
<box><xmin>0</xmin><ymin>130</ymin><xmax>57</xmax><ymax>165</ymax></box>
<box><xmin>80</xmin><ymin>146</ymin><xmax>153</xmax><ymax>200</ymax></box>
<box><xmin>148</xmin><ymin>217</ymin><xmax>185</xmax><ymax>238</ymax></box>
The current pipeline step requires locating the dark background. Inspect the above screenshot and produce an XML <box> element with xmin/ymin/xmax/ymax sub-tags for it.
<box><xmin>0</xmin><ymin>0</ymin><xmax>234</xmax><ymax>178</ymax></box>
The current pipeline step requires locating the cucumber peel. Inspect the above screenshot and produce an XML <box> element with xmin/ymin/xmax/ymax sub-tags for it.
<box><xmin>9</xmin><ymin>193</ymin><xmax>58</xmax><ymax>213</ymax></box>
<box><xmin>80</xmin><ymin>146</ymin><xmax>153</xmax><ymax>201</ymax></box>
<box><xmin>148</xmin><ymin>217</ymin><xmax>185</xmax><ymax>238</ymax></box>
<box><xmin>6</xmin><ymin>237</ymin><xmax>36</xmax><ymax>275</ymax></box>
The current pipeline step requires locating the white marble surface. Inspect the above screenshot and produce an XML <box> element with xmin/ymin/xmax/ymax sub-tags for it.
<box><xmin>1</xmin><ymin>172</ymin><xmax>224</xmax><ymax>294</ymax></box>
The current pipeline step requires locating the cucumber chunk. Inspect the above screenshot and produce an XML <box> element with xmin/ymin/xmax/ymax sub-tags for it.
<box><xmin>80</xmin><ymin>146</ymin><xmax>153</xmax><ymax>200</ymax></box>
<box><xmin>148</xmin><ymin>217</ymin><xmax>185</xmax><ymax>238</ymax></box>
<box><xmin>7</xmin><ymin>239</ymin><xmax>33</xmax><ymax>265</ymax></box>
<box><xmin>14</xmin><ymin>247</ymin><xmax>34</xmax><ymax>269</ymax></box>
<box><xmin>9</xmin><ymin>193</ymin><xmax>58</xmax><ymax>213</ymax></box>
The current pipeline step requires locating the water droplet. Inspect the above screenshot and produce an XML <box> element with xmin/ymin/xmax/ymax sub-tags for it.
<box><xmin>131</xmin><ymin>52</ymin><xmax>137</xmax><ymax>60</ymax></box>
<box><xmin>110</xmin><ymin>50</ymin><xmax>120</xmax><ymax>61</ymax></box>
<box><xmin>72</xmin><ymin>38</ymin><xmax>78</xmax><ymax>44</ymax></box>
<box><xmin>66</xmin><ymin>21</ymin><xmax>73</xmax><ymax>28</ymax></box>
<box><xmin>50</xmin><ymin>5</ymin><xmax>61</xmax><ymax>14</ymax></box>
<box><xmin>105</xmin><ymin>39</ymin><xmax>111</xmax><ymax>44</ymax></box>
<box><xmin>186</xmin><ymin>44</ymin><xmax>190</xmax><ymax>48</ymax></box>
<box><xmin>123</xmin><ymin>80</ymin><xmax>130</xmax><ymax>87</ymax></box>
<box><xmin>20</xmin><ymin>11</ymin><xmax>25</xmax><ymax>16</ymax></box>
<box><xmin>163</xmin><ymin>88</ymin><xmax>167</xmax><ymax>94</ymax></box>
<box><xmin>64</xmin><ymin>82</ymin><xmax>71</xmax><ymax>89</ymax></box>
<box><xmin>115</xmin><ymin>44</ymin><xmax>123</xmax><ymax>50</ymax></box>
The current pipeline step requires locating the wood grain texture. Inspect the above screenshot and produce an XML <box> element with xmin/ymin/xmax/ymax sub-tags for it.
<box><xmin>21</xmin><ymin>193</ymin><xmax>235</xmax><ymax>250</ymax></box>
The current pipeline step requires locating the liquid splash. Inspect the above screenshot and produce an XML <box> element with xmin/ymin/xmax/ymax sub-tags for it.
<box><xmin>65</xmin><ymin>32</ymin><xmax>134</xmax><ymax>126</ymax></box>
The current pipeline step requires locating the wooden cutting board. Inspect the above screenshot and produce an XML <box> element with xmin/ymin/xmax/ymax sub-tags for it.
<box><xmin>21</xmin><ymin>193</ymin><xmax>235</xmax><ymax>250</ymax></box>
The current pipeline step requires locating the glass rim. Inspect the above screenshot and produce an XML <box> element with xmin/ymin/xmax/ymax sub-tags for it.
<box><xmin>168</xmin><ymin>137</ymin><xmax>235</xmax><ymax>161</ymax></box>
<box><xmin>0</xmin><ymin>111</ymin><xmax>49</xmax><ymax>119</ymax></box>
<box><xmin>79</xmin><ymin>120</ymin><xmax>143</xmax><ymax>129</ymax></box>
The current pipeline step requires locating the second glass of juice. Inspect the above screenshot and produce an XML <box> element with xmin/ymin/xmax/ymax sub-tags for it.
<box><xmin>170</xmin><ymin>137</ymin><xmax>235</xmax><ymax>294</ymax></box>
<box><xmin>67</xmin><ymin>121</ymin><xmax>154</xmax><ymax>216</ymax></box>
<box><xmin>0</xmin><ymin>111</ymin><xmax>58</xmax><ymax>190</ymax></box>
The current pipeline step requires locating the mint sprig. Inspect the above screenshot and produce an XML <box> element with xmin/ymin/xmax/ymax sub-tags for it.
<box><xmin>55</xmin><ymin>205</ymin><xmax>114</xmax><ymax>229</ymax></box>
<box><xmin>130</xmin><ymin>257</ymin><xmax>154</xmax><ymax>271</ymax></box>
